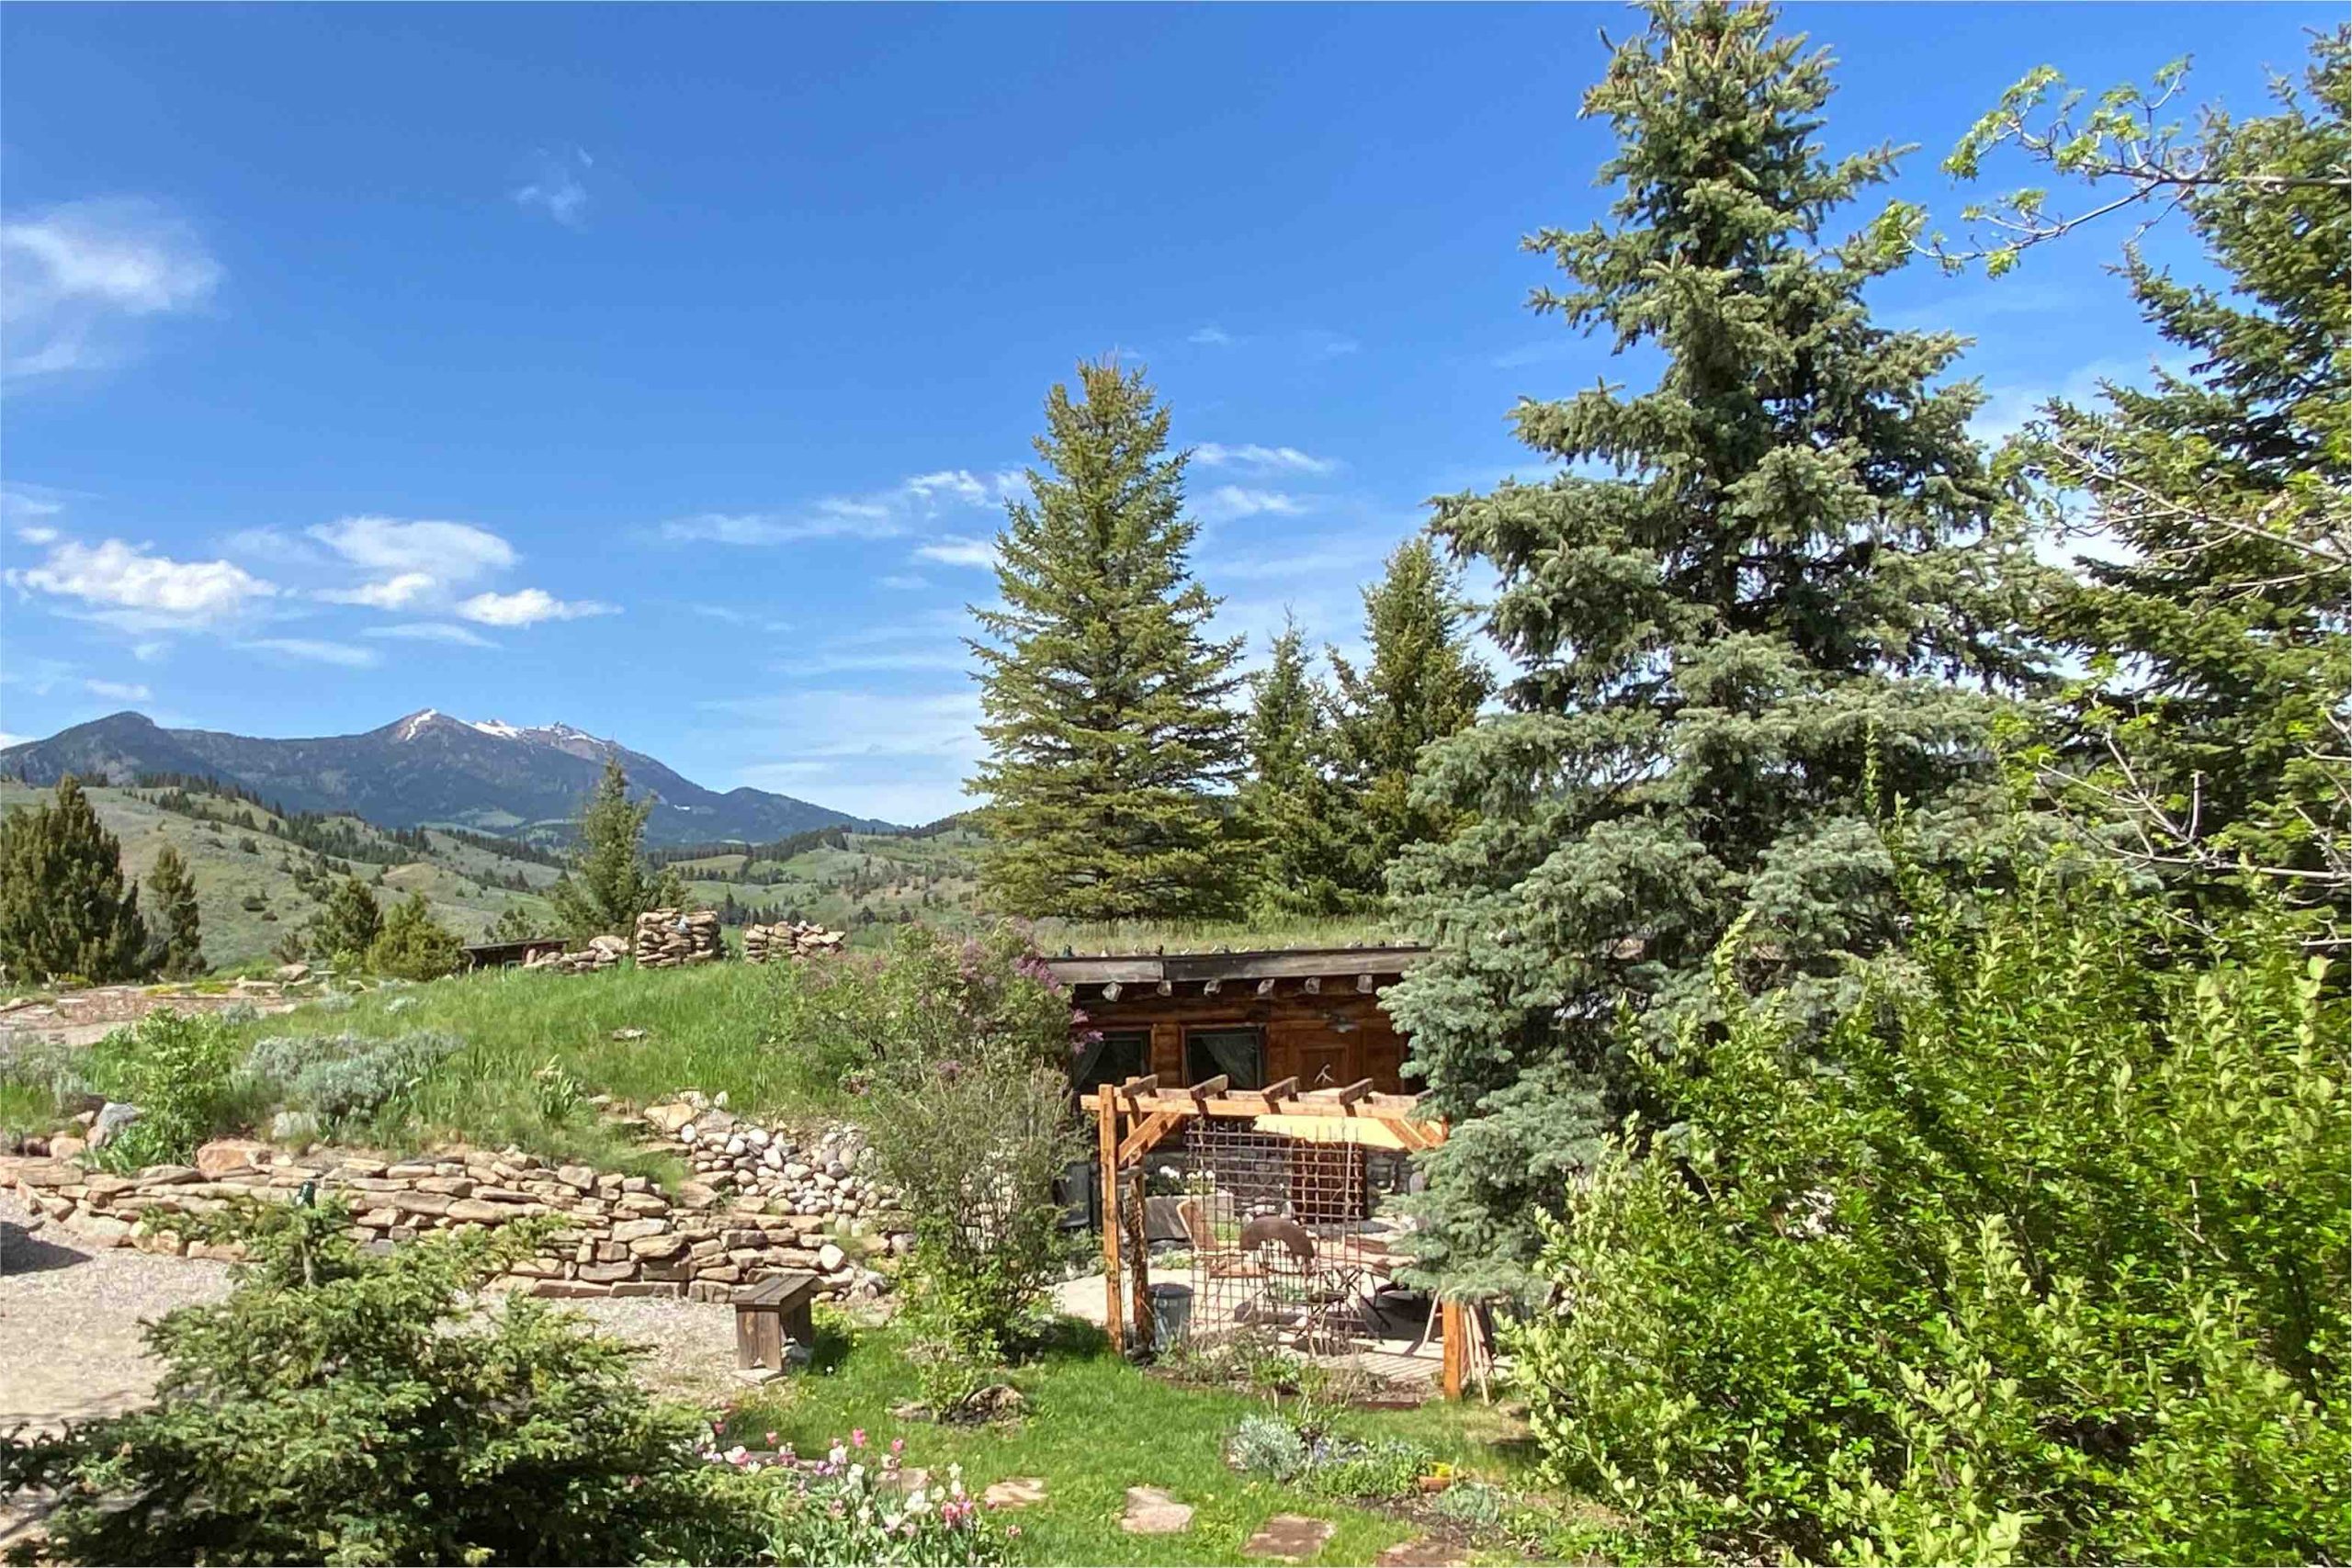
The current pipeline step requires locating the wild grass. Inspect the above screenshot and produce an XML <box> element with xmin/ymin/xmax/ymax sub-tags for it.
<box><xmin>720</xmin><ymin>1317</ymin><xmax>1542</xmax><ymax>1567</ymax></box>
<box><xmin>1031</xmin><ymin>914</ymin><xmax>1408</xmax><ymax>958</ymax></box>
<box><xmin>1</xmin><ymin>960</ymin><xmax>848</xmax><ymax>1168</ymax></box>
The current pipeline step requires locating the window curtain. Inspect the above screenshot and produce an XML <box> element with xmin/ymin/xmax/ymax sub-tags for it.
<box><xmin>1188</xmin><ymin>1028</ymin><xmax>1264</xmax><ymax>1089</ymax></box>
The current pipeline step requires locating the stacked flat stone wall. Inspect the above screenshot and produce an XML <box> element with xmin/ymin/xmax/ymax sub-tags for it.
<box><xmin>6</xmin><ymin>1103</ymin><xmax>910</xmax><ymax>1305</ymax></box>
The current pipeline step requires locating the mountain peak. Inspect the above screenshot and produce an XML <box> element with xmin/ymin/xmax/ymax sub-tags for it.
<box><xmin>0</xmin><ymin>708</ymin><xmax>898</xmax><ymax>842</ymax></box>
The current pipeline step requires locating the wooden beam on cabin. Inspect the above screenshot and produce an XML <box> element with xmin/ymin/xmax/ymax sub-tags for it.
<box><xmin>1117</xmin><ymin>1109</ymin><xmax>1184</xmax><ymax>1167</ymax></box>
<box><xmin>1309</xmin><ymin>1078</ymin><xmax>1373</xmax><ymax>1107</ymax></box>
<box><xmin>1356</xmin><ymin>972</ymin><xmax>1376</xmax><ymax>993</ymax></box>
<box><xmin>1255</xmin><ymin>977</ymin><xmax>1277</xmax><ymax>998</ymax></box>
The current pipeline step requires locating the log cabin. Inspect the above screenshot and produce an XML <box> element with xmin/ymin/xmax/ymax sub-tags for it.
<box><xmin>1043</xmin><ymin>943</ymin><xmax>1431</xmax><ymax>1098</ymax></box>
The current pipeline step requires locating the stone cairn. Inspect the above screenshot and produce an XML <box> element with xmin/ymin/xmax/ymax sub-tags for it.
<box><xmin>524</xmin><ymin>933</ymin><xmax>628</xmax><ymax>974</ymax></box>
<box><xmin>6</xmin><ymin>1095</ymin><xmax>911</xmax><ymax>1305</ymax></box>
<box><xmin>741</xmin><ymin>920</ymin><xmax>848</xmax><ymax>964</ymax></box>
<box><xmin>634</xmin><ymin>908</ymin><xmax>724</xmax><ymax>969</ymax></box>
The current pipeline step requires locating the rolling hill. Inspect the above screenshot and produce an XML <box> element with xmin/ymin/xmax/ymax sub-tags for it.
<box><xmin>0</xmin><ymin>709</ymin><xmax>895</xmax><ymax>846</ymax></box>
<box><xmin>0</xmin><ymin>777</ymin><xmax>985</xmax><ymax>971</ymax></box>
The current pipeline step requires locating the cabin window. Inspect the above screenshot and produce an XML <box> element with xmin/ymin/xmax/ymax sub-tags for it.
<box><xmin>1072</xmin><ymin>1029</ymin><xmax>1150</xmax><ymax>1094</ymax></box>
<box><xmin>1185</xmin><ymin>1025</ymin><xmax>1265</xmax><ymax>1089</ymax></box>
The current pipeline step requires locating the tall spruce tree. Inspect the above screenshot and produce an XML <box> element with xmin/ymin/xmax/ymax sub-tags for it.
<box><xmin>1238</xmin><ymin>616</ymin><xmax>1351</xmax><ymax>917</ymax></box>
<box><xmin>1327</xmin><ymin>537</ymin><xmax>1491</xmax><ymax>899</ymax></box>
<box><xmin>1383</xmin><ymin>0</ymin><xmax>2047</xmax><ymax>1292</ymax></box>
<box><xmin>1945</xmin><ymin>31</ymin><xmax>2351</xmax><ymax>933</ymax></box>
<box><xmin>968</xmin><ymin>359</ymin><xmax>1247</xmax><ymax>920</ymax></box>
<box><xmin>145</xmin><ymin>844</ymin><xmax>206</xmax><ymax>979</ymax></box>
<box><xmin>548</xmin><ymin>758</ymin><xmax>685</xmax><ymax>939</ymax></box>
<box><xmin>0</xmin><ymin>776</ymin><xmax>151</xmax><ymax>984</ymax></box>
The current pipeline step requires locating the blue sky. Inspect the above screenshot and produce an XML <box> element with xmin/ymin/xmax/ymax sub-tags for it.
<box><xmin>0</xmin><ymin>3</ymin><xmax>2327</xmax><ymax>823</ymax></box>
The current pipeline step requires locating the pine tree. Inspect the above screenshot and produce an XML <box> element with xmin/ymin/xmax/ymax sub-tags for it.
<box><xmin>0</xmin><ymin>776</ymin><xmax>151</xmax><ymax>984</ymax></box>
<box><xmin>1326</xmin><ymin>537</ymin><xmax>1491</xmax><ymax>898</ymax></box>
<box><xmin>1383</xmin><ymin>0</ymin><xmax>2048</xmax><ymax>1293</ymax></box>
<box><xmin>311</xmin><ymin>874</ymin><xmax>382</xmax><ymax>964</ymax></box>
<box><xmin>1237</xmin><ymin>617</ymin><xmax>1351</xmax><ymax>917</ymax></box>
<box><xmin>146</xmin><ymin>844</ymin><xmax>206</xmax><ymax>979</ymax></box>
<box><xmin>548</xmin><ymin>759</ymin><xmax>685</xmax><ymax>939</ymax></box>
<box><xmin>1946</xmin><ymin>30</ymin><xmax>2351</xmax><ymax>931</ymax></box>
<box><xmin>968</xmin><ymin>359</ymin><xmax>1248</xmax><ymax>919</ymax></box>
<box><xmin>368</xmin><ymin>892</ymin><xmax>465</xmax><ymax>981</ymax></box>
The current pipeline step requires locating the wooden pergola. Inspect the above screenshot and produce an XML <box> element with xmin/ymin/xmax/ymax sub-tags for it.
<box><xmin>1089</xmin><ymin>1074</ymin><xmax>1475</xmax><ymax>1397</ymax></box>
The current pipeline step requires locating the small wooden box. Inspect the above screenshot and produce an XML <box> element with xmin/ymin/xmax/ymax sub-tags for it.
<box><xmin>734</xmin><ymin>1271</ymin><xmax>820</xmax><ymax>1371</ymax></box>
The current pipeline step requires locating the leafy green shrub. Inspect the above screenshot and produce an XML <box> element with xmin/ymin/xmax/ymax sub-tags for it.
<box><xmin>243</xmin><ymin>1030</ymin><xmax>463</xmax><ymax>1127</ymax></box>
<box><xmin>85</xmin><ymin>1010</ymin><xmax>248</xmax><ymax>1166</ymax></box>
<box><xmin>1510</xmin><ymin>857</ymin><xmax>2350</xmax><ymax>1565</ymax></box>
<box><xmin>0</xmin><ymin>1198</ymin><xmax>734</xmax><ymax>1565</ymax></box>
<box><xmin>852</xmin><ymin>924</ymin><xmax>1079</xmax><ymax>1395</ymax></box>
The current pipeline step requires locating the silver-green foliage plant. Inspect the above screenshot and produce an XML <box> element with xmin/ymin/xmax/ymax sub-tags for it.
<box><xmin>244</xmin><ymin>1030</ymin><xmax>464</xmax><ymax>1128</ymax></box>
<box><xmin>1509</xmin><ymin>844</ymin><xmax>2349</xmax><ymax>1564</ymax></box>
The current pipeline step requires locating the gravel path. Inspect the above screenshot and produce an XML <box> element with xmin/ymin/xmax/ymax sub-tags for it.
<box><xmin>0</xmin><ymin>1190</ymin><xmax>749</xmax><ymax>1433</ymax></box>
<box><xmin>2</xmin><ymin>1190</ymin><xmax>763</xmax><ymax>1551</ymax></box>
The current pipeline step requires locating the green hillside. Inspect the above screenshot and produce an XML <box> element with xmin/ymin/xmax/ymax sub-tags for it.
<box><xmin>0</xmin><ymin>781</ymin><xmax>993</xmax><ymax>970</ymax></box>
<box><xmin>0</xmin><ymin>779</ymin><xmax>566</xmax><ymax>971</ymax></box>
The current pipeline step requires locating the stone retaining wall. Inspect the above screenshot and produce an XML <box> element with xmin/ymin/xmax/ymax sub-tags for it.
<box><xmin>6</xmin><ymin>1100</ymin><xmax>912</xmax><ymax>1306</ymax></box>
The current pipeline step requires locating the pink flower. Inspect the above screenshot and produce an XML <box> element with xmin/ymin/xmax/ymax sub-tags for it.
<box><xmin>852</xmin><ymin>1427</ymin><xmax>868</xmax><ymax>1449</ymax></box>
<box><xmin>1007</xmin><ymin>1525</ymin><xmax>1023</xmax><ymax>1540</ymax></box>
<box><xmin>890</xmin><ymin>1437</ymin><xmax>906</xmax><ymax>1455</ymax></box>
<box><xmin>765</xmin><ymin>1430</ymin><xmax>779</xmax><ymax>1447</ymax></box>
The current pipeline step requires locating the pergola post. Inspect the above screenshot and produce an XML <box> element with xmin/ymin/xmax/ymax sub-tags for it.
<box><xmin>1098</xmin><ymin>1090</ymin><xmax>1124</xmax><ymax>1353</ymax></box>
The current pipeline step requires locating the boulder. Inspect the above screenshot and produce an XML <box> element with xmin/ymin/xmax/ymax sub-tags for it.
<box><xmin>88</xmin><ymin>1100</ymin><xmax>143</xmax><ymax>1149</ymax></box>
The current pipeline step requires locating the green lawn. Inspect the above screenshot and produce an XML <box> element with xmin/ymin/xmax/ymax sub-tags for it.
<box><xmin>723</xmin><ymin>1318</ymin><xmax>1544</xmax><ymax>1567</ymax></box>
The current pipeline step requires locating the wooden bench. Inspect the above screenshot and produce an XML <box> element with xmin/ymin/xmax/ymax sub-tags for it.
<box><xmin>733</xmin><ymin>1271</ymin><xmax>820</xmax><ymax>1371</ymax></box>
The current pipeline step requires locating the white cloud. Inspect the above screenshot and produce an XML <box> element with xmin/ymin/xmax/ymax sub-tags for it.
<box><xmin>15</xmin><ymin>525</ymin><xmax>59</xmax><ymax>546</ymax></box>
<box><xmin>84</xmin><ymin>678</ymin><xmax>153</xmax><ymax>702</ymax></box>
<box><xmin>319</xmin><ymin>570</ymin><xmax>436</xmax><ymax>609</ymax></box>
<box><xmin>308</xmin><ymin>517</ymin><xmax>516</xmax><ymax>581</ymax></box>
<box><xmin>363</xmin><ymin>621</ymin><xmax>498</xmax><ymax>648</ymax></box>
<box><xmin>706</xmin><ymin>688</ymin><xmax>984</xmax><ymax>824</ymax></box>
<box><xmin>6</xmin><ymin>536</ymin><xmax>276</xmax><ymax>623</ymax></box>
<box><xmin>1198</xmin><ymin>486</ymin><xmax>1309</xmax><ymax>522</ymax></box>
<box><xmin>1193</xmin><ymin>443</ymin><xmax>1340</xmax><ymax>476</ymax></box>
<box><xmin>1190</xmin><ymin>324</ymin><xmax>1236</xmax><ymax>346</ymax></box>
<box><xmin>661</xmin><ymin>468</ymin><xmax>1022</xmax><ymax>547</ymax></box>
<box><xmin>455</xmin><ymin>587</ymin><xmax>616</xmax><ymax>626</ymax></box>
<box><xmin>513</xmin><ymin>146</ymin><xmax>592</xmax><ymax>227</ymax></box>
<box><xmin>238</xmin><ymin>637</ymin><xmax>379</xmax><ymax>667</ymax></box>
<box><xmin>0</xmin><ymin>732</ymin><xmax>27</xmax><ymax>749</ymax></box>
<box><xmin>1</xmin><ymin>198</ymin><xmax>222</xmax><ymax>378</ymax></box>
<box><xmin>878</xmin><ymin>573</ymin><xmax>930</xmax><ymax>592</ymax></box>
<box><xmin>913</xmin><ymin>535</ymin><xmax>997</xmax><ymax>569</ymax></box>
